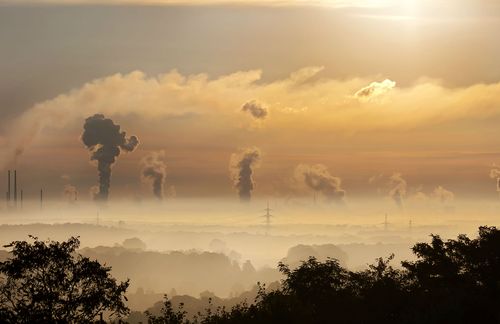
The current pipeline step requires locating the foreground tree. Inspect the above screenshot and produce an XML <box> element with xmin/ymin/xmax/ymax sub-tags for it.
<box><xmin>0</xmin><ymin>236</ymin><xmax>129</xmax><ymax>323</ymax></box>
<box><xmin>402</xmin><ymin>226</ymin><xmax>500</xmax><ymax>323</ymax></box>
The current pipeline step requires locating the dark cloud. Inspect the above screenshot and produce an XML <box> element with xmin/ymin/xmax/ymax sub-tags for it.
<box><xmin>229</xmin><ymin>147</ymin><xmax>261</xmax><ymax>202</ymax></box>
<box><xmin>241</xmin><ymin>100</ymin><xmax>268</xmax><ymax>120</ymax></box>
<box><xmin>81</xmin><ymin>114</ymin><xmax>139</xmax><ymax>201</ymax></box>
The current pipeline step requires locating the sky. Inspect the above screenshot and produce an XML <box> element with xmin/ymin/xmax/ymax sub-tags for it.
<box><xmin>1</xmin><ymin>0</ymin><xmax>500</xmax><ymax>202</ymax></box>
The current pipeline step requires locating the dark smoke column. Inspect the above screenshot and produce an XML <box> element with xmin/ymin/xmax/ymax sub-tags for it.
<box><xmin>81</xmin><ymin>114</ymin><xmax>139</xmax><ymax>201</ymax></box>
<box><xmin>141</xmin><ymin>151</ymin><xmax>167</xmax><ymax>200</ymax></box>
<box><xmin>229</xmin><ymin>148</ymin><xmax>261</xmax><ymax>202</ymax></box>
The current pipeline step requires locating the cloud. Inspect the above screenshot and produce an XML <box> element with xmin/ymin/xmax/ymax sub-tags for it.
<box><xmin>354</xmin><ymin>79</ymin><xmax>396</xmax><ymax>101</ymax></box>
<box><xmin>293</xmin><ymin>164</ymin><xmax>345</xmax><ymax>204</ymax></box>
<box><xmin>241</xmin><ymin>100</ymin><xmax>268</xmax><ymax>120</ymax></box>
<box><xmin>4</xmin><ymin>66</ymin><xmax>500</xmax><ymax>168</ymax></box>
<box><xmin>229</xmin><ymin>147</ymin><xmax>261</xmax><ymax>202</ymax></box>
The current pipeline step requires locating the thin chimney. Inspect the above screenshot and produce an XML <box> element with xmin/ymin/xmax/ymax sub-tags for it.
<box><xmin>14</xmin><ymin>170</ymin><xmax>17</xmax><ymax>208</ymax></box>
<box><xmin>40</xmin><ymin>188</ymin><xmax>43</xmax><ymax>210</ymax></box>
<box><xmin>20</xmin><ymin>190</ymin><xmax>23</xmax><ymax>209</ymax></box>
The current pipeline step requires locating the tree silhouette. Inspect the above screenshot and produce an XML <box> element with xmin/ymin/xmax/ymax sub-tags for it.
<box><xmin>141</xmin><ymin>226</ymin><xmax>500</xmax><ymax>324</ymax></box>
<box><xmin>0</xmin><ymin>236</ymin><xmax>129</xmax><ymax>323</ymax></box>
<box><xmin>402</xmin><ymin>226</ymin><xmax>500</xmax><ymax>323</ymax></box>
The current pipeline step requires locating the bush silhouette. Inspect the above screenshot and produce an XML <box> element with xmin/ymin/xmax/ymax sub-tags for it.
<box><xmin>0</xmin><ymin>236</ymin><xmax>129</xmax><ymax>323</ymax></box>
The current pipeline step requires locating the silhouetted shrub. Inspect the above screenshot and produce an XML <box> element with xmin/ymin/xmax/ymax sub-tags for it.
<box><xmin>0</xmin><ymin>236</ymin><xmax>129</xmax><ymax>323</ymax></box>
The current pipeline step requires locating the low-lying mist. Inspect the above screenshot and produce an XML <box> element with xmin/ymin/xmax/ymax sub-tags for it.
<box><xmin>1</xmin><ymin>197</ymin><xmax>499</xmax><ymax>312</ymax></box>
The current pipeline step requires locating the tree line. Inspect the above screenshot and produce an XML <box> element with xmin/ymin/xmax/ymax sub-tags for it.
<box><xmin>2</xmin><ymin>226</ymin><xmax>500</xmax><ymax>323</ymax></box>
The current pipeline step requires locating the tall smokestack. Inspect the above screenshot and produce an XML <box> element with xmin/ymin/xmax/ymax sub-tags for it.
<box><xmin>14</xmin><ymin>170</ymin><xmax>17</xmax><ymax>208</ymax></box>
<box><xmin>20</xmin><ymin>190</ymin><xmax>23</xmax><ymax>209</ymax></box>
<box><xmin>40</xmin><ymin>188</ymin><xmax>43</xmax><ymax>210</ymax></box>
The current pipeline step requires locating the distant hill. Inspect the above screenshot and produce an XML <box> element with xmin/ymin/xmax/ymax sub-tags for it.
<box><xmin>79</xmin><ymin>246</ymin><xmax>281</xmax><ymax>299</ymax></box>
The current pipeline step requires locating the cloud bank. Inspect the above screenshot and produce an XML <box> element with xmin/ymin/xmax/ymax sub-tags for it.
<box><xmin>3</xmin><ymin>66</ymin><xmax>500</xmax><ymax>169</ymax></box>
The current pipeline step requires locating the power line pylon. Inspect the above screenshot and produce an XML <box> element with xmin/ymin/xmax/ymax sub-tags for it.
<box><xmin>262</xmin><ymin>201</ymin><xmax>273</xmax><ymax>235</ymax></box>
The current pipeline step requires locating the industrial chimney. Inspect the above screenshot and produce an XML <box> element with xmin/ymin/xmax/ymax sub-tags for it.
<box><xmin>14</xmin><ymin>170</ymin><xmax>17</xmax><ymax>208</ymax></box>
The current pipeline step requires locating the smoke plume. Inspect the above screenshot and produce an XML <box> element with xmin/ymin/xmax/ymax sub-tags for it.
<box><xmin>229</xmin><ymin>147</ymin><xmax>261</xmax><ymax>202</ymax></box>
<box><xmin>431</xmin><ymin>186</ymin><xmax>454</xmax><ymax>204</ymax></box>
<box><xmin>63</xmin><ymin>184</ymin><xmax>78</xmax><ymax>203</ymax></box>
<box><xmin>81</xmin><ymin>114</ymin><xmax>139</xmax><ymax>201</ymax></box>
<box><xmin>490</xmin><ymin>167</ymin><xmax>500</xmax><ymax>192</ymax></box>
<box><xmin>294</xmin><ymin>164</ymin><xmax>345</xmax><ymax>204</ymax></box>
<box><xmin>141</xmin><ymin>151</ymin><xmax>167</xmax><ymax>200</ymax></box>
<box><xmin>388</xmin><ymin>173</ymin><xmax>407</xmax><ymax>208</ymax></box>
<box><xmin>241</xmin><ymin>100</ymin><xmax>268</xmax><ymax>120</ymax></box>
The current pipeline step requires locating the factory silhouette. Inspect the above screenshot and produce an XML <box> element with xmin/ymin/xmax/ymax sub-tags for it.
<box><xmin>5</xmin><ymin>169</ymin><xmax>44</xmax><ymax>211</ymax></box>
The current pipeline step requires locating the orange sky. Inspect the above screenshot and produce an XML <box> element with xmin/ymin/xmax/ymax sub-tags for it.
<box><xmin>0</xmin><ymin>0</ymin><xmax>500</xmax><ymax>201</ymax></box>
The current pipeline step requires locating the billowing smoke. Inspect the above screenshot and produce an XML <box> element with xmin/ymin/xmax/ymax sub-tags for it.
<box><xmin>241</xmin><ymin>100</ymin><xmax>268</xmax><ymax>120</ymax></box>
<box><xmin>490</xmin><ymin>167</ymin><xmax>500</xmax><ymax>192</ymax></box>
<box><xmin>141</xmin><ymin>151</ymin><xmax>167</xmax><ymax>200</ymax></box>
<box><xmin>294</xmin><ymin>164</ymin><xmax>345</xmax><ymax>204</ymax></box>
<box><xmin>431</xmin><ymin>186</ymin><xmax>454</xmax><ymax>204</ymax></box>
<box><xmin>229</xmin><ymin>147</ymin><xmax>261</xmax><ymax>202</ymax></box>
<box><xmin>388</xmin><ymin>173</ymin><xmax>407</xmax><ymax>208</ymax></box>
<box><xmin>354</xmin><ymin>79</ymin><xmax>396</xmax><ymax>101</ymax></box>
<box><xmin>81</xmin><ymin>114</ymin><xmax>139</xmax><ymax>201</ymax></box>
